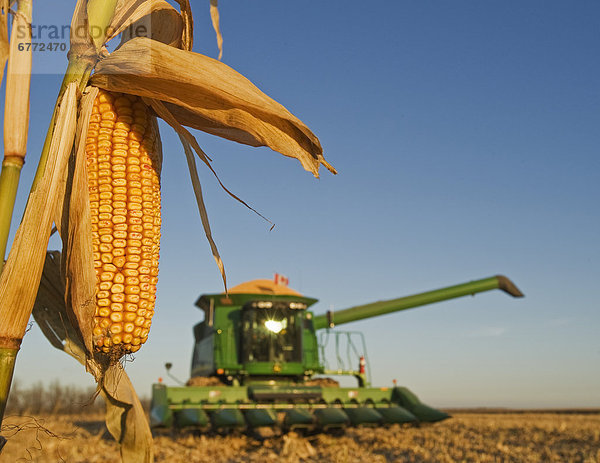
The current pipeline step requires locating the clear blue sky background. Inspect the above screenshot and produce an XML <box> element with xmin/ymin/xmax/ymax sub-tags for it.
<box><xmin>2</xmin><ymin>0</ymin><xmax>599</xmax><ymax>408</ymax></box>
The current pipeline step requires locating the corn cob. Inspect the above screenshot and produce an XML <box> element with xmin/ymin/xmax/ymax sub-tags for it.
<box><xmin>86</xmin><ymin>89</ymin><xmax>161</xmax><ymax>355</ymax></box>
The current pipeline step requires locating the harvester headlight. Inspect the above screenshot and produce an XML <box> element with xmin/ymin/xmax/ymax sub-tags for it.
<box><xmin>257</xmin><ymin>301</ymin><xmax>273</xmax><ymax>309</ymax></box>
<box><xmin>264</xmin><ymin>319</ymin><xmax>284</xmax><ymax>334</ymax></box>
<box><xmin>289</xmin><ymin>302</ymin><xmax>307</xmax><ymax>309</ymax></box>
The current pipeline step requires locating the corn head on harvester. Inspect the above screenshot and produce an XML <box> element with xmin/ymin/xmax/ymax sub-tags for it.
<box><xmin>151</xmin><ymin>275</ymin><xmax>523</xmax><ymax>431</ymax></box>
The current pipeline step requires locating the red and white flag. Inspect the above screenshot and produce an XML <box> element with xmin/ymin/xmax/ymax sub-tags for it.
<box><xmin>274</xmin><ymin>273</ymin><xmax>289</xmax><ymax>286</ymax></box>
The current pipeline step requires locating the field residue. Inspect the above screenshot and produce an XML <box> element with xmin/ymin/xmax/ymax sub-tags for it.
<box><xmin>1</xmin><ymin>412</ymin><xmax>599</xmax><ymax>462</ymax></box>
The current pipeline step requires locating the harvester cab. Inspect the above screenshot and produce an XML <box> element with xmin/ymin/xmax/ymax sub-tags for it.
<box><xmin>151</xmin><ymin>275</ymin><xmax>523</xmax><ymax>432</ymax></box>
<box><xmin>190</xmin><ymin>280</ymin><xmax>320</xmax><ymax>384</ymax></box>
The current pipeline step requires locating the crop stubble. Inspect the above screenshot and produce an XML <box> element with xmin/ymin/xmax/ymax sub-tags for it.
<box><xmin>1</xmin><ymin>412</ymin><xmax>599</xmax><ymax>462</ymax></box>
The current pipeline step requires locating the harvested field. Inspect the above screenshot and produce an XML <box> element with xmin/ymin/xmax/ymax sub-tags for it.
<box><xmin>1</xmin><ymin>412</ymin><xmax>599</xmax><ymax>462</ymax></box>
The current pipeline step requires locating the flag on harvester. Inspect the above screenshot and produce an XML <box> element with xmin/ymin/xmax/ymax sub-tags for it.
<box><xmin>274</xmin><ymin>273</ymin><xmax>289</xmax><ymax>286</ymax></box>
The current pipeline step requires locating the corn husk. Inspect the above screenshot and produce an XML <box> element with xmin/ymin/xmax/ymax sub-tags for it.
<box><xmin>91</xmin><ymin>37</ymin><xmax>336</xmax><ymax>177</ymax></box>
<box><xmin>109</xmin><ymin>0</ymin><xmax>183</xmax><ymax>48</ymax></box>
<box><xmin>34</xmin><ymin>253</ymin><xmax>87</xmax><ymax>361</ymax></box>
<box><xmin>54</xmin><ymin>86</ymin><xmax>165</xmax><ymax>369</ymax></box>
<box><xmin>33</xmin><ymin>251</ymin><xmax>153</xmax><ymax>463</ymax></box>
<box><xmin>0</xmin><ymin>84</ymin><xmax>78</xmax><ymax>348</ymax></box>
<box><xmin>176</xmin><ymin>0</ymin><xmax>193</xmax><ymax>50</ymax></box>
<box><xmin>110</xmin><ymin>0</ymin><xmax>167</xmax><ymax>39</ymax></box>
<box><xmin>54</xmin><ymin>87</ymin><xmax>98</xmax><ymax>357</ymax></box>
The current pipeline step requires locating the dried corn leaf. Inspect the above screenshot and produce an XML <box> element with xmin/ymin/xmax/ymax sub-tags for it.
<box><xmin>179</xmin><ymin>134</ymin><xmax>226</xmax><ymax>290</ymax></box>
<box><xmin>109</xmin><ymin>0</ymin><xmax>183</xmax><ymax>48</ymax></box>
<box><xmin>0</xmin><ymin>84</ymin><xmax>77</xmax><ymax>347</ymax></box>
<box><xmin>3</xmin><ymin>0</ymin><xmax>32</xmax><ymax>161</ymax></box>
<box><xmin>33</xmin><ymin>251</ymin><xmax>154</xmax><ymax>463</ymax></box>
<box><xmin>0</xmin><ymin>0</ymin><xmax>9</xmax><ymax>86</ymax></box>
<box><xmin>91</xmin><ymin>37</ymin><xmax>336</xmax><ymax>177</ymax></box>
<box><xmin>209</xmin><ymin>0</ymin><xmax>223</xmax><ymax>60</ymax></box>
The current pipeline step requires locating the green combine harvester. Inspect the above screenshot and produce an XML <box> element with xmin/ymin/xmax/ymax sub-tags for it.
<box><xmin>151</xmin><ymin>275</ymin><xmax>523</xmax><ymax>431</ymax></box>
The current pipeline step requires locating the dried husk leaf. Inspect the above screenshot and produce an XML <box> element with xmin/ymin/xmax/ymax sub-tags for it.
<box><xmin>173</xmin><ymin>0</ymin><xmax>193</xmax><ymax>51</ymax></box>
<box><xmin>103</xmin><ymin>363</ymin><xmax>154</xmax><ymax>463</ymax></box>
<box><xmin>70</xmin><ymin>0</ymin><xmax>94</xmax><ymax>57</ymax></box>
<box><xmin>179</xmin><ymin>133</ymin><xmax>226</xmax><ymax>289</ymax></box>
<box><xmin>149</xmin><ymin>106</ymin><xmax>164</xmax><ymax>169</ymax></box>
<box><xmin>54</xmin><ymin>87</ymin><xmax>98</xmax><ymax>357</ymax></box>
<box><xmin>4</xmin><ymin>0</ymin><xmax>32</xmax><ymax>161</ymax></box>
<box><xmin>34</xmin><ymin>252</ymin><xmax>89</xmax><ymax>365</ymax></box>
<box><xmin>209</xmin><ymin>0</ymin><xmax>223</xmax><ymax>60</ymax></box>
<box><xmin>0</xmin><ymin>0</ymin><xmax>9</xmax><ymax>86</ymax></box>
<box><xmin>110</xmin><ymin>0</ymin><xmax>190</xmax><ymax>46</ymax></box>
<box><xmin>34</xmin><ymin>252</ymin><xmax>83</xmax><ymax>356</ymax></box>
<box><xmin>109</xmin><ymin>0</ymin><xmax>183</xmax><ymax>48</ymax></box>
<box><xmin>114</xmin><ymin>0</ymin><xmax>143</xmax><ymax>18</ymax></box>
<box><xmin>0</xmin><ymin>84</ymin><xmax>77</xmax><ymax>348</ymax></box>
<box><xmin>91</xmin><ymin>37</ymin><xmax>336</xmax><ymax>177</ymax></box>
<box><xmin>110</xmin><ymin>0</ymin><xmax>151</xmax><ymax>37</ymax></box>
<box><xmin>146</xmin><ymin>97</ymin><xmax>271</xmax><ymax>225</ymax></box>
<box><xmin>33</xmin><ymin>252</ymin><xmax>154</xmax><ymax>463</ymax></box>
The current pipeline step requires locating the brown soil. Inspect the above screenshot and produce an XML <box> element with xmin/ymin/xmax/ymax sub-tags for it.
<box><xmin>1</xmin><ymin>412</ymin><xmax>599</xmax><ymax>462</ymax></box>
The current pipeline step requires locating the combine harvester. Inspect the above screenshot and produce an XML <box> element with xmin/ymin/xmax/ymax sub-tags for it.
<box><xmin>151</xmin><ymin>275</ymin><xmax>523</xmax><ymax>432</ymax></box>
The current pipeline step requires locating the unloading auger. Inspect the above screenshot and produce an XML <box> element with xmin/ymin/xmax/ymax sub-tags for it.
<box><xmin>150</xmin><ymin>275</ymin><xmax>523</xmax><ymax>431</ymax></box>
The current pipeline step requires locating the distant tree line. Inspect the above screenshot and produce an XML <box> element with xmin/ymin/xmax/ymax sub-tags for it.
<box><xmin>5</xmin><ymin>380</ymin><xmax>105</xmax><ymax>415</ymax></box>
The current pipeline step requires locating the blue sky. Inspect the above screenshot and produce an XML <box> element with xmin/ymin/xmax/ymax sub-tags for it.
<box><xmin>2</xmin><ymin>0</ymin><xmax>599</xmax><ymax>408</ymax></box>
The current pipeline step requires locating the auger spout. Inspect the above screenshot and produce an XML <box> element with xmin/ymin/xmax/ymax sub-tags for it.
<box><xmin>313</xmin><ymin>275</ymin><xmax>523</xmax><ymax>330</ymax></box>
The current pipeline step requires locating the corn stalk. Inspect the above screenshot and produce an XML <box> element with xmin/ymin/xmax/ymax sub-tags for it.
<box><xmin>0</xmin><ymin>0</ymin><xmax>32</xmax><ymax>272</ymax></box>
<box><xmin>0</xmin><ymin>1</ymin><xmax>32</xmax><ymax>440</ymax></box>
<box><xmin>0</xmin><ymin>0</ymin><xmax>118</xmax><ymax>439</ymax></box>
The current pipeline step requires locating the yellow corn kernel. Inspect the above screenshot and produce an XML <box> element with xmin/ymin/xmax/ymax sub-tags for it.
<box><xmin>111</xmin><ymin>283</ymin><xmax>125</xmax><ymax>294</ymax></box>
<box><xmin>110</xmin><ymin>324</ymin><xmax>122</xmax><ymax>334</ymax></box>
